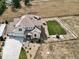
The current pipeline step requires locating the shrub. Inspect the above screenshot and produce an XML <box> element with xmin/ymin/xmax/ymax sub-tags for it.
<box><xmin>0</xmin><ymin>0</ymin><xmax>6</xmax><ymax>15</ymax></box>
<box><xmin>12</xmin><ymin>0</ymin><xmax>21</xmax><ymax>8</ymax></box>
<box><xmin>5</xmin><ymin>20</ymin><xmax>8</xmax><ymax>24</ymax></box>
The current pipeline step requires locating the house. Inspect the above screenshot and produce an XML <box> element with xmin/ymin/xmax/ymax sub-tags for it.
<box><xmin>7</xmin><ymin>15</ymin><xmax>42</xmax><ymax>40</ymax></box>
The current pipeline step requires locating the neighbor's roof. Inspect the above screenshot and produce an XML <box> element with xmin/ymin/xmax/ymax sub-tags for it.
<box><xmin>0</xmin><ymin>24</ymin><xmax>6</xmax><ymax>37</ymax></box>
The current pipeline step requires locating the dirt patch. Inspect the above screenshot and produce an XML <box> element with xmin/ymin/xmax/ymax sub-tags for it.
<box><xmin>34</xmin><ymin>39</ymin><xmax>79</xmax><ymax>59</ymax></box>
<box><xmin>29</xmin><ymin>0</ymin><xmax>79</xmax><ymax>17</ymax></box>
<box><xmin>60</xmin><ymin>16</ymin><xmax>79</xmax><ymax>36</ymax></box>
<box><xmin>1</xmin><ymin>0</ymin><xmax>79</xmax><ymax>21</ymax></box>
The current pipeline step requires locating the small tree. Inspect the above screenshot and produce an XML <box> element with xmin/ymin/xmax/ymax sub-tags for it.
<box><xmin>5</xmin><ymin>20</ymin><xmax>8</xmax><ymax>24</ymax></box>
<box><xmin>12</xmin><ymin>0</ymin><xmax>21</xmax><ymax>8</ymax></box>
<box><xmin>0</xmin><ymin>0</ymin><xmax>6</xmax><ymax>15</ymax></box>
<box><xmin>37</xmin><ymin>39</ymin><xmax>41</xmax><ymax>43</ymax></box>
<box><xmin>56</xmin><ymin>34</ymin><xmax>60</xmax><ymax>39</ymax></box>
<box><xmin>0</xmin><ymin>36</ymin><xmax>5</xmax><ymax>41</ymax></box>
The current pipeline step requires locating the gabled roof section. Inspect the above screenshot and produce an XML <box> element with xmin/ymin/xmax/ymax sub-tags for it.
<box><xmin>28</xmin><ymin>15</ymin><xmax>42</xmax><ymax>26</ymax></box>
<box><xmin>31</xmin><ymin>27</ymin><xmax>41</xmax><ymax>33</ymax></box>
<box><xmin>15</xmin><ymin>15</ymin><xmax>41</xmax><ymax>28</ymax></box>
<box><xmin>17</xmin><ymin>15</ymin><xmax>35</xmax><ymax>28</ymax></box>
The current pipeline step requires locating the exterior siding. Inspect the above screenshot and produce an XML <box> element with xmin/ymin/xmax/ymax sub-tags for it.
<box><xmin>8</xmin><ymin>27</ymin><xmax>25</xmax><ymax>37</ymax></box>
<box><xmin>31</xmin><ymin>32</ymin><xmax>40</xmax><ymax>39</ymax></box>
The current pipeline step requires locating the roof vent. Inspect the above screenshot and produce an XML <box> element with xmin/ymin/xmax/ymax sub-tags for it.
<box><xmin>34</xmin><ymin>16</ymin><xmax>41</xmax><ymax>20</ymax></box>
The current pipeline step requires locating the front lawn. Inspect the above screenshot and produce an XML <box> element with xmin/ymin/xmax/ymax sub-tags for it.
<box><xmin>47</xmin><ymin>21</ymin><xmax>66</xmax><ymax>35</ymax></box>
<box><xmin>19</xmin><ymin>48</ymin><xmax>27</xmax><ymax>59</ymax></box>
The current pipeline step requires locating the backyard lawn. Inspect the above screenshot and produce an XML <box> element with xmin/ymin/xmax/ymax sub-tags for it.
<box><xmin>19</xmin><ymin>48</ymin><xmax>27</xmax><ymax>59</ymax></box>
<box><xmin>47</xmin><ymin>21</ymin><xmax>66</xmax><ymax>35</ymax></box>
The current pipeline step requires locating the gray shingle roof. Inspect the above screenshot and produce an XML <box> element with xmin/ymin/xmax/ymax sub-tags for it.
<box><xmin>7</xmin><ymin>15</ymin><xmax>41</xmax><ymax>33</ymax></box>
<box><xmin>7</xmin><ymin>18</ymin><xmax>20</xmax><ymax>33</ymax></box>
<box><xmin>17</xmin><ymin>15</ymin><xmax>35</xmax><ymax>28</ymax></box>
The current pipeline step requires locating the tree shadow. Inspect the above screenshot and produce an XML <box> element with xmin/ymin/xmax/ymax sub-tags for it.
<box><xmin>40</xmin><ymin>26</ymin><xmax>48</xmax><ymax>40</ymax></box>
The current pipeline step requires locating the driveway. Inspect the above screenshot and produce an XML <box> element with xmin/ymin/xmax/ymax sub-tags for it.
<box><xmin>2</xmin><ymin>37</ymin><xmax>24</xmax><ymax>59</ymax></box>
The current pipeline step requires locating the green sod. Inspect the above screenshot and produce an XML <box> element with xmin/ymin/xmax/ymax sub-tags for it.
<box><xmin>19</xmin><ymin>48</ymin><xmax>27</xmax><ymax>59</ymax></box>
<box><xmin>47</xmin><ymin>21</ymin><xmax>66</xmax><ymax>35</ymax></box>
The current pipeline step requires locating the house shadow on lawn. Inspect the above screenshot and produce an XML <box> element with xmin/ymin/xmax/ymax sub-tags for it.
<box><xmin>23</xmin><ymin>26</ymin><xmax>47</xmax><ymax>44</ymax></box>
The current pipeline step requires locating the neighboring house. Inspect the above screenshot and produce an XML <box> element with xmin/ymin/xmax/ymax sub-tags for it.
<box><xmin>7</xmin><ymin>15</ymin><xmax>42</xmax><ymax>40</ymax></box>
<box><xmin>0</xmin><ymin>24</ymin><xmax>6</xmax><ymax>39</ymax></box>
